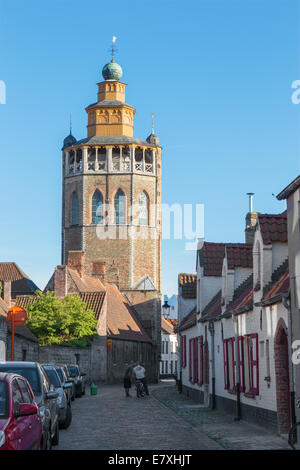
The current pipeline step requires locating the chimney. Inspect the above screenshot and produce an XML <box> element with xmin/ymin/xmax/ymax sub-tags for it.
<box><xmin>67</xmin><ymin>250</ymin><xmax>84</xmax><ymax>277</ymax></box>
<box><xmin>92</xmin><ymin>261</ymin><xmax>106</xmax><ymax>281</ymax></box>
<box><xmin>245</xmin><ymin>193</ymin><xmax>258</xmax><ymax>245</ymax></box>
<box><xmin>54</xmin><ymin>266</ymin><xmax>67</xmax><ymax>298</ymax></box>
<box><xmin>3</xmin><ymin>281</ymin><xmax>11</xmax><ymax>308</ymax></box>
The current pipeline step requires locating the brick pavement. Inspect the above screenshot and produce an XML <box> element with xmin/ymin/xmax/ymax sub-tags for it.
<box><xmin>152</xmin><ymin>382</ymin><xmax>292</xmax><ymax>450</ymax></box>
<box><xmin>55</xmin><ymin>382</ymin><xmax>222</xmax><ymax>450</ymax></box>
<box><xmin>55</xmin><ymin>381</ymin><xmax>293</xmax><ymax>450</ymax></box>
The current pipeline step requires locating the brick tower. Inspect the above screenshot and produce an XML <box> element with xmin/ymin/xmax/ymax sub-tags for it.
<box><xmin>61</xmin><ymin>54</ymin><xmax>162</xmax><ymax>377</ymax></box>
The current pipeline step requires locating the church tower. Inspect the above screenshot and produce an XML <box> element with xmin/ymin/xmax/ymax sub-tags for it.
<box><xmin>61</xmin><ymin>52</ymin><xmax>162</xmax><ymax>361</ymax></box>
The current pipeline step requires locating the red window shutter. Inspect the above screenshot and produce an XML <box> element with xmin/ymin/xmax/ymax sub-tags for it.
<box><xmin>223</xmin><ymin>339</ymin><xmax>229</xmax><ymax>390</ymax></box>
<box><xmin>249</xmin><ymin>333</ymin><xmax>259</xmax><ymax>395</ymax></box>
<box><xmin>199</xmin><ymin>335</ymin><xmax>204</xmax><ymax>385</ymax></box>
<box><xmin>180</xmin><ymin>336</ymin><xmax>183</xmax><ymax>366</ymax></box>
<box><xmin>238</xmin><ymin>336</ymin><xmax>245</xmax><ymax>392</ymax></box>
<box><xmin>231</xmin><ymin>338</ymin><xmax>236</xmax><ymax>391</ymax></box>
<box><xmin>189</xmin><ymin>339</ymin><xmax>193</xmax><ymax>382</ymax></box>
<box><xmin>193</xmin><ymin>338</ymin><xmax>198</xmax><ymax>383</ymax></box>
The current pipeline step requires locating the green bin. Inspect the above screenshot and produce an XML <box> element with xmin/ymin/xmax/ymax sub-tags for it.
<box><xmin>90</xmin><ymin>384</ymin><xmax>98</xmax><ymax>395</ymax></box>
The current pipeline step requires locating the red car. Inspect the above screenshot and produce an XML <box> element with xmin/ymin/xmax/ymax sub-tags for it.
<box><xmin>0</xmin><ymin>372</ymin><xmax>42</xmax><ymax>450</ymax></box>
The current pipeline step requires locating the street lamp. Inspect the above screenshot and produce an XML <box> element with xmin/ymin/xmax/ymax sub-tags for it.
<box><xmin>162</xmin><ymin>299</ymin><xmax>171</xmax><ymax>318</ymax></box>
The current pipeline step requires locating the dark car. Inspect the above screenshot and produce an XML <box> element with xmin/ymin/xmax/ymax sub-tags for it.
<box><xmin>58</xmin><ymin>364</ymin><xmax>76</xmax><ymax>401</ymax></box>
<box><xmin>67</xmin><ymin>364</ymin><xmax>86</xmax><ymax>398</ymax></box>
<box><xmin>0</xmin><ymin>372</ymin><xmax>42</xmax><ymax>450</ymax></box>
<box><xmin>42</xmin><ymin>364</ymin><xmax>72</xmax><ymax>429</ymax></box>
<box><xmin>54</xmin><ymin>365</ymin><xmax>72</xmax><ymax>405</ymax></box>
<box><xmin>0</xmin><ymin>362</ymin><xmax>59</xmax><ymax>450</ymax></box>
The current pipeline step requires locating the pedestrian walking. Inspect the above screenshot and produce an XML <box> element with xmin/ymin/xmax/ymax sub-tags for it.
<box><xmin>124</xmin><ymin>360</ymin><xmax>135</xmax><ymax>397</ymax></box>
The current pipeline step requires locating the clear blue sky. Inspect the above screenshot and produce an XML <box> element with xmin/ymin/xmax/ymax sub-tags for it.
<box><xmin>0</xmin><ymin>0</ymin><xmax>299</xmax><ymax>297</ymax></box>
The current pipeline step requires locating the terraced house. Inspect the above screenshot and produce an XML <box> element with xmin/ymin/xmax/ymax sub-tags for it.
<box><xmin>177</xmin><ymin>208</ymin><xmax>292</xmax><ymax>434</ymax></box>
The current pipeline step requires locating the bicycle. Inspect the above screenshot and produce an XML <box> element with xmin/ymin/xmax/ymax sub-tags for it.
<box><xmin>135</xmin><ymin>379</ymin><xmax>146</xmax><ymax>398</ymax></box>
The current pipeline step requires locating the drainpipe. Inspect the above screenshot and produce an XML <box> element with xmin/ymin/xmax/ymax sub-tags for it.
<box><xmin>282</xmin><ymin>291</ymin><xmax>297</xmax><ymax>442</ymax></box>
<box><xmin>208</xmin><ymin>320</ymin><xmax>216</xmax><ymax>409</ymax></box>
<box><xmin>232</xmin><ymin>313</ymin><xmax>241</xmax><ymax>421</ymax></box>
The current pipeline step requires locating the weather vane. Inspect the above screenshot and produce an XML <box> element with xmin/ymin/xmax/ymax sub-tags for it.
<box><xmin>109</xmin><ymin>36</ymin><xmax>118</xmax><ymax>62</ymax></box>
<box><xmin>70</xmin><ymin>113</ymin><xmax>72</xmax><ymax>135</ymax></box>
<box><xmin>152</xmin><ymin>113</ymin><xmax>155</xmax><ymax>134</ymax></box>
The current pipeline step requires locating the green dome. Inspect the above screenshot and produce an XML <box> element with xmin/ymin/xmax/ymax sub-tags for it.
<box><xmin>102</xmin><ymin>61</ymin><xmax>123</xmax><ymax>81</ymax></box>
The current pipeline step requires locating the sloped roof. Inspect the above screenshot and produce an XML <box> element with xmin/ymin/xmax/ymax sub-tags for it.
<box><xmin>262</xmin><ymin>258</ymin><xmax>289</xmax><ymax>304</ymax></box>
<box><xmin>277</xmin><ymin>175</ymin><xmax>300</xmax><ymax>200</ymax></box>
<box><xmin>177</xmin><ymin>307</ymin><xmax>197</xmax><ymax>332</ymax></box>
<box><xmin>161</xmin><ymin>316</ymin><xmax>177</xmax><ymax>334</ymax></box>
<box><xmin>223</xmin><ymin>274</ymin><xmax>254</xmax><ymax>317</ymax></box>
<box><xmin>258</xmin><ymin>213</ymin><xmax>287</xmax><ymax>245</ymax></box>
<box><xmin>200</xmin><ymin>290</ymin><xmax>222</xmax><ymax>322</ymax></box>
<box><xmin>15</xmin><ymin>295</ymin><xmax>37</xmax><ymax>309</ymax></box>
<box><xmin>68</xmin><ymin>268</ymin><xmax>105</xmax><ymax>293</ymax></box>
<box><xmin>226</xmin><ymin>244</ymin><xmax>253</xmax><ymax>269</ymax></box>
<box><xmin>197</xmin><ymin>242</ymin><xmax>226</xmax><ymax>277</ymax></box>
<box><xmin>0</xmin><ymin>263</ymin><xmax>40</xmax><ymax>297</ymax></box>
<box><xmin>80</xmin><ymin>292</ymin><xmax>106</xmax><ymax>320</ymax></box>
<box><xmin>178</xmin><ymin>273</ymin><xmax>197</xmax><ymax>298</ymax></box>
<box><xmin>105</xmin><ymin>285</ymin><xmax>151</xmax><ymax>342</ymax></box>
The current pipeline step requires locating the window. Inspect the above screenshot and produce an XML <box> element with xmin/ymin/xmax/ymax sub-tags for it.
<box><xmin>22</xmin><ymin>349</ymin><xmax>27</xmax><ymax>361</ymax></box>
<box><xmin>114</xmin><ymin>189</ymin><xmax>126</xmax><ymax>224</ymax></box>
<box><xmin>12</xmin><ymin>380</ymin><xmax>24</xmax><ymax>415</ymax></box>
<box><xmin>139</xmin><ymin>191</ymin><xmax>149</xmax><ymax>226</ymax></box>
<box><xmin>223</xmin><ymin>338</ymin><xmax>235</xmax><ymax>392</ymax></box>
<box><xmin>165</xmin><ymin>341</ymin><xmax>169</xmax><ymax>355</ymax></box>
<box><xmin>225</xmin><ymin>334</ymin><xmax>259</xmax><ymax>395</ymax></box>
<box><xmin>92</xmin><ymin>190</ymin><xmax>103</xmax><ymax>224</ymax></box>
<box><xmin>17</xmin><ymin>378</ymin><xmax>33</xmax><ymax>403</ymax></box>
<box><xmin>71</xmin><ymin>192</ymin><xmax>79</xmax><ymax>226</ymax></box>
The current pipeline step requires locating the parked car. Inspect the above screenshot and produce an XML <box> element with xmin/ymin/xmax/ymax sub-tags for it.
<box><xmin>42</xmin><ymin>364</ymin><xmax>72</xmax><ymax>429</ymax></box>
<box><xmin>54</xmin><ymin>365</ymin><xmax>72</xmax><ymax>405</ymax></box>
<box><xmin>67</xmin><ymin>364</ymin><xmax>86</xmax><ymax>398</ymax></box>
<box><xmin>0</xmin><ymin>362</ymin><xmax>59</xmax><ymax>450</ymax></box>
<box><xmin>0</xmin><ymin>372</ymin><xmax>42</xmax><ymax>450</ymax></box>
<box><xmin>58</xmin><ymin>364</ymin><xmax>75</xmax><ymax>401</ymax></box>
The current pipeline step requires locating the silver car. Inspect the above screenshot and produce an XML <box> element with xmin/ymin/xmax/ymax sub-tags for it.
<box><xmin>42</xmin><ymin>364</ymin><xmax>72</xmax><ymax>430</ymax></box>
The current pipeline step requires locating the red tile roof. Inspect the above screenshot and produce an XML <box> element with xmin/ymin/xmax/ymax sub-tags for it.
<box><xmin>68</xmin><ymin>268</ymin><xmax>105</xmax><ymax>293</ymax></box>
<box><xmin>223</xmin><ymin>274</ymin><xmax>254</xmax><ymax>316</ymax></box>
<box><xmin>197</xmin><ymin>242</ymin><xmax>226</xmax><ymax>277</ymax></box>
<box><xmin>0</xmin><ymin>263</ymin><xmax>39</xmax><ymax>297</ymax></box>
<box><xmin>262</xmin><ymin>259</ymin><xmax>289</xmax><ymax>304</ymax></box>
<box><xmin>200</xmin><ymin>290</ymin><xmax>222</xmax><ymax>321</ymax></box>
<box><xmin>177</xmin><ymin>307</ymin><xmax>197</xmax><ymax>332</ymax></box>
<box><xmin>161</xmin><ymin>316</ymin><xmax>176</xmax><ymax>334</ymax></box>
<box><xmin>105</xmin><ymin>285</ymin><xmax>151</xmax><ymax>342</ymax></box>
<box><xmin>80</xmin><ymin>292</ymin><xmax>106</xmax><ymax>320</ymax></box>
<box><xmin>258</xmin><ymin>213</ymin><xmax>287</xmax><ymax>245</ymax></box>
<box><xmin>226</xmin><ymin>244</ymin><xmax>253</xmax><ymax>269</ymax></box>
<box><xmin>178</xmin><ymin>273</ymin><xmax>197</xmax><ymax>298</ymax></box>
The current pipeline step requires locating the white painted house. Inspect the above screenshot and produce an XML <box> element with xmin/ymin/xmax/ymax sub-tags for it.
<box><xmin>160</xmin><ymin>316</ymin><xmax>178</xmax><ymax>378</ymax></box>
<box><xmin>177</xmin><ymin>210</ymin><xmax>291</xmax><ymax>434</ymax></box>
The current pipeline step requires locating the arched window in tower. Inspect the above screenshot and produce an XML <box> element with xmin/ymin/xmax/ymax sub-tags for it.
<box><xmin>76</xmin><ymin>149</ymin><xmax>82</xmax><ymax>173</ymax></box>
<box><xmin>114</xmin><ymin>189</ymin><xmax>126</xmax><ymax>225</ymax></box>
<box><xmin>145</xmin><ymin>149</ymin><xmax>153</xmax><ymax>173</ymax></box>
<box><xmin>121</xmin><ymin>146</ymin><xmax>130</xmax><ymax>171</ymax></box>
<box><xmin>88</xmin><ymin>148</ymin><xmax>96</xmax><ymax>171</ymax></box>
<box><xmin>92</xmin><ymin>190</ymin><xmax>103</xmax><ymax>224</ymax></box>
<box><xmin>71</xmin><ymin>192</ymin><xmax>79</xmax><ymax>226</ymax></box>
<box><xmin>112</xmin><ymin>147</ymin><xmax>120</xmax><ymax>171</ymax></box>
<box><xmin>98</xmin><ymin>147</ymin><xmax>106</xmax><ymax>171</ymax></box>
<box><xmin>139</xmin><ymin>191</ymin><xmax>149</xmax><ymax>226</ymax></box>
<box><xmin>135</xmin><ymin>147</ymin><xmax>143</xmax><ymax>171</ymax></box>
<box><xmin>69</xmin><ymin>150</ymin><xmax>75</xmax><ymax>174</ymax></box>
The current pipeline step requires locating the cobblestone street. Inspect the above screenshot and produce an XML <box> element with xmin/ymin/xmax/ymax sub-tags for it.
<box><xmin>55</xmin><ymin>381</ymin><xmax>292</xmax><ymax>450</ymax></box>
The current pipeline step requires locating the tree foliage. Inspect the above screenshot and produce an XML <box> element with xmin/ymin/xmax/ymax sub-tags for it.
<box><xmin>26</xmin><ymin>291</ymin><xmax>97</xmax><ymax>346</ymax></box>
